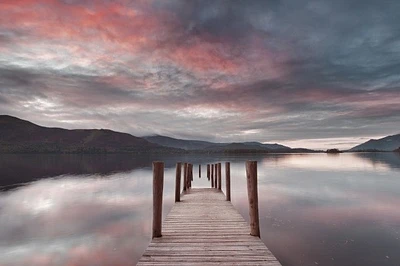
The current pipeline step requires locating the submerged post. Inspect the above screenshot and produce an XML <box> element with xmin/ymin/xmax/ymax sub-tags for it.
<box><xmin>211</xmin><ymin>164</ymin><xmax>214</xmax><ymax>188</ymax></box>
<box><xmin>183</xmin><ymin>163</ymin><xmax>188</xmax><ymax>192</ymax></box>
<box><xmin>218</xmin><ymin>163</ymin><xmax>222</xmax><ymax>190</ymax></box>
<box><xmin>175</xmin><ymin>162</ymin><xmax>181</xmax><ymax>202</ymax></box>
<box><xmin>246</xmin><ymin>161</ymin><xmax>260</xmax><ymax>237</ymax></box>
<box><xmin>152</xmin><ymin>161</ymin><xmax>164</xmax><ymax>238</ymax></box>
<box><xmin>225</xmin><ymin>162</ymin><xmax>231</xmax><ymax>201</ymax></box>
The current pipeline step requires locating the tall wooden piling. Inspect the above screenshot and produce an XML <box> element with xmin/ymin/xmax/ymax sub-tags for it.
<box><xmin>189</xmin><ymin>164</ymin><xmax>193</xmax><ymax>188</ymax></box>
<box><xmin>199</xmin><ymin>164</ymin><xmax>201</xmax><ymax>178</ymax></box>
<box><xmin>187</xmin><ymin>163</ymin><xmax>191</xmax><ymax>190</ymax></box>
<box><xmin>210</xmin><ymin>164</ymin><xmax>215</xmax><ymax>187</ymax></box>
<box><xmin>207</xmin><ymin>164</ymin><xmax>210</xmax><ymax>178</ymax></box>
<box><xmin>152</xmin><ymin>161</ymin><xmax>164</xmax><ymax>238</ymax></box>
<box><xmin>191</xmin><ymin>164</ymin><xmax>193</xmax><ymax>181</ymax></box>
<box><xmin>211</xmin><ymin>164</ymin><xmax>214</xmax><ymax>188</ymax></box>
<box><xmin>213</xmin><ymin>164</ymin><xmax>218</xmax><ymax>188</ymax></box>
<box><xmin>246</xmin><ymin>161</ymin><xmax>260</xmax><ymax>237</ymax></box>
<box><xmin>225</xmin><ymin>162</ymin><xmax>231</xmax><ymax>201</ymax></box>
<box><xmin>183</xmin><ymin>163</ymin><xmax>188</xmax><ymax>192</ymax></box>
<box><xmin>214</xmin><ymin>164</ymin><xmax>218</xmax><ymax>188</ymax></box>
<box><xmin>186</xmin><ymin>163</ymin><xmax>191</xmax><ymax>189</ymax></box>
<box><xmin>175</xmin><ymin>162</ymin><xmax>181</xmax><ymax>202</ymax></box>
<box><xmin>217</xmin><ymin>163</ymin><xmax>222</xmax><ymax>190</ymax></box>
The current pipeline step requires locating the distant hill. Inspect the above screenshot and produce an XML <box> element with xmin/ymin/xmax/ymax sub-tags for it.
<box><xmin>0</xmin><ymin>115</ymin><xmax>179</xmax><ymax>154</ymax></box>
<box><xmin>205</xmin><ymin>142</ymin><xmax>270</xmax><ymax>153</ymax></box>
<box><xmin>1</xmin><ymin>115</ymin><xmax>315</xmax><ymax>154</ymax></box>
<box><xmin>349</xmin><ymin>134</ymin><xmax>400</xmax><ymax>152</ymax></box>
<box><xmin>237</xmin><ymin>141</ymin><xmax>291</xmax><ymax>150</ymax></box>
<box><xmin>205</xmin><ymin>142</ymin><xmax>290</xmax><ymax>152</ymax></box>
<box><xmin>144</xmin><ymin>135</ymin><xmax>218</xmax><ymax>150</ymax></box>
<box><xmin>144</xmin><ymin>135</ymin><xmax>293</xmax><ymax>152</ymax></box>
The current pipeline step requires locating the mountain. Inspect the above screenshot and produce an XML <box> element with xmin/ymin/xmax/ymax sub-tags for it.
<box><xmin>349</xmin><ymin>134</ymin><xmax>400</xmax><ymax>152</ymax></box>
<box><xmin>0</xmin><ymin>115</ymin><xmax>179</xmax><ymax>154</ymax></box>
<box><xmin>144</xmin><ymin>135</ymin><xmax>218</xmax><ymax>150</ymax></box>
<box><xmin>144</xmin><ymin>135</ymin><xmax>291</xmax><ymax>152</ymax></box>
<box><xmin>240</xmin><ymin>141</ymin><xmax>291</xmax><ymax>150</ymax></box>
<box><xmin>0</xmin><ymin>115</ymin><xmax>308</xmax><ymax>154</ymax></box>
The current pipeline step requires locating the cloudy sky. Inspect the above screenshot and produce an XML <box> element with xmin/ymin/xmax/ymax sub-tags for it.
<box><xmin>1</xmin><ymin>0</ymin><xmax>399</xmax><ymax>149</ymax></box>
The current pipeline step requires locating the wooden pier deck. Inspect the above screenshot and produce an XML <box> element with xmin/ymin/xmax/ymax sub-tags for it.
<box><xmin>137</xmin><ymin>188</ymin><xmax>281</xmax><ymax>266</ymax></box>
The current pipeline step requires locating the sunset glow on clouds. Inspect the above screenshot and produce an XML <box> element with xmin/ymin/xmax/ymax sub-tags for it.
<box><xmin>1</xmin><ymin>0</ymin><xmax>400</xmax><ymax>149</ymax></box>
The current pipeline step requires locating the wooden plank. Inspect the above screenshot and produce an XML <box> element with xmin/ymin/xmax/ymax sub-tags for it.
<box><xmin>137</xmin><ymin>188</ymin><xmax>281</xmax><ymax>266</ymax></box>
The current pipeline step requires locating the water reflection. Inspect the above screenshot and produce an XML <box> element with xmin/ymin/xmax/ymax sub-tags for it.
<box><xmin>0</xmin><ymin>153</ymin><xmax>399</xmax><ymax>266</ymax></box>
<box><xmin>228</xmin><ymin>153</ymin><xmax>400</xmax><ymax>266</ymax></box>
<box><xmin>0</xmin><ymin>154</ymin><xmax>216</xmax><ymax>191</ymax></box>
<box><xmin>0</xmin><ymin>173</ymin><xmax>152</xmax><ymax>265</ymax></box>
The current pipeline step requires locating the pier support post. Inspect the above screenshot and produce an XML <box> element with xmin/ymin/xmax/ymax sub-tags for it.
<box><xmin>189</xmin><ymin>164</ymin><xmax>193</xmax><ymax>188</ymax></box>
<box><xmin>207</xmin><ymin>164</ymin><xmax>210</xmax><ymax>178</ymax></box>
<box><xmin>186</xmin><ymin>163</ymin><xmax>190</xmax><ymax>189</ymax></box>
<box><xmin>191</xmin><ymin>164</ymin><xmax>193</xmax><ymax>181</ymax></box>
<box><xmin>152</xmin><ymin>161</ymin><xmax>164</xmax><ymax>238</ymax></box>
<box><xmin>175</xmin><ymin>162</ymin><xmax>181</xmax><ymax>202</ymax></box>
<box><xmin>217</xmin><ymin>163</ymin><xmax>222</xmax><ymax>190</ymax></box>
<box><xmin>214</xmin><ymin>164</ymin><xmax>218</xmax><ymax>188</ymax></box>
<box><xmin>183</xmin><ymin>163</ymin><xmax>188</xmax><ymax>192</ymax></box>
<box><xmin>225</xmin><ymin>162</ymin><xmax>231</xmax><ymax>201</ymax></box>
<box><xmin>199</xmin><ymin>164</ymin><xmax>201</xmax><ymax>178</ymax></box>
<box><xmin>246</xmin><ymin>161</ymin><xmax>260</xmax><ymax>237</ymax></box>
<box><xmin>211</xmin><ymin>164</ymin><xmax>214</xmax><ymax>188</ymax></box>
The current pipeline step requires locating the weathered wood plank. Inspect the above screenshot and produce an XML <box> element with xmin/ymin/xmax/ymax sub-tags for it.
<box><xmin>137</xmin><ymin>188</ymin><xmax>281</xmax><ymax>266</ymax></box>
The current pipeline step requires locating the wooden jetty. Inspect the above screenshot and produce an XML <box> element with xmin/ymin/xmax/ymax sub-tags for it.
<box><xmin>137</xmin><ymin>161</ymin><xmax>282</xmax><ymax>266</ymax></box>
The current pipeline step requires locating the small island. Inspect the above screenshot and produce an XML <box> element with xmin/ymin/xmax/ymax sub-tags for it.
<box><xmin>326</xmin><ymin>148</ymin><xmax>342</xmax><ymax>154</ymax></box>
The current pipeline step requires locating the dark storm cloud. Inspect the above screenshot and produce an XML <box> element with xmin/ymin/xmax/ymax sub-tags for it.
<box><xmin>162</xmin><ymin>0</ymin><xmax>400</xmax><ymax>90</ymax></box>
<box><xmin>154</xmin><ymin>0</ymin><xmax>277</xmax><ymax>38</ymax></box>
<box><xmin>0</xmin><ymin>0</ymin><xmax>399</xmax><ymax>148</ymax></box>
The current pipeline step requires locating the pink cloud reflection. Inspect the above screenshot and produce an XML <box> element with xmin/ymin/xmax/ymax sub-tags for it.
<box><xmin>0</xmin><ymin>173</ymin><xmax>157</xmax><ymax>266</ymax></box>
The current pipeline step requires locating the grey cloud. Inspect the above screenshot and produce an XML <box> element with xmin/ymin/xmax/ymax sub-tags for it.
<box><xmin>0</xmin><ymin>95</ymin><xmax>8</xmax><ymax>104</ymax></box>
<box><xmin>154</xmin><ymin>0</ymin><xmax>400</xmax><ymax>90</ymax></box>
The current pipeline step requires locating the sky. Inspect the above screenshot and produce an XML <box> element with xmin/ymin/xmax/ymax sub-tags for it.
<box><xmin>0</xmin><ymin>0</ymin><xmax>399</xmax><ymax>149</ymax></box>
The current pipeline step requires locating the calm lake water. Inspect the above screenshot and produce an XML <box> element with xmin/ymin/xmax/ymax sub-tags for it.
<box><xmin>0</xmin><ymin>153</ymin><xmax>400</xmax><ymax>266</ymax></box>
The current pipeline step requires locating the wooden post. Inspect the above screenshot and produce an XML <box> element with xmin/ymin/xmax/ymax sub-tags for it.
<box><xmin>214</xmin><ymin>164</ymin><xmax>218</xmax><ymax>188</ymax></box>
<box><xmin>207</xmin><ymin>164</ymin><xmax>210</xmax><ymax>178</ymax></box>
<box><xmin>191</xmin><ymin>164</ymin><xmax>193</xmax><ymax>181</ymax></box>
<box><xmin>213</xmin><ymin>164</ymin><xmax>216</xmax><ymax>188</ymax></box>
<box><xmin>186</xmin><ymin>163</ymin><xmax>191</xmax><ymax>189</ymax></box>
<box><xmin>152</xmin><ymin>161</ymin><xmax>164</xmax><ymax>238</ymax></box>
<box><xmin>189</xmin><ymin>164</ymin><xmax>193</xmax><ymax>188</ymax></box>
<box><xmin>225</xmin><ymin>162</ymin><xmax>231</xmax><ymax>201</ymax></box>
<box><xmin>211</xmin><ymin>164</ymin><xmax>214</xmax><ymax>188</ymax></box>
<box><xmin>183</xmin><ymin>163</ymin><xmax>188</xmax><ymax>192</ymax></box>
<box><xmin>175</xmin><ymin>162</ymin><xmax>181</xmax><ymax>202</ymax></box>
<box><xmin>217</xmin><ymin>163</ymin><xmax>222</xmax><ymax>190</ymax></box>
<box><xmin>246</xmin><ymin>161</ymin><xmax>260</xmax><ymax>237</ymax></box>
<box><xmin>186</xmin><ymin>163</ymin><xmax>190</xmax><ymax>191</ymax></box>
<box><xmin>199</xmin><ymin>164</ymin><xmax>201</xmax><ymax>178</ymax></box>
